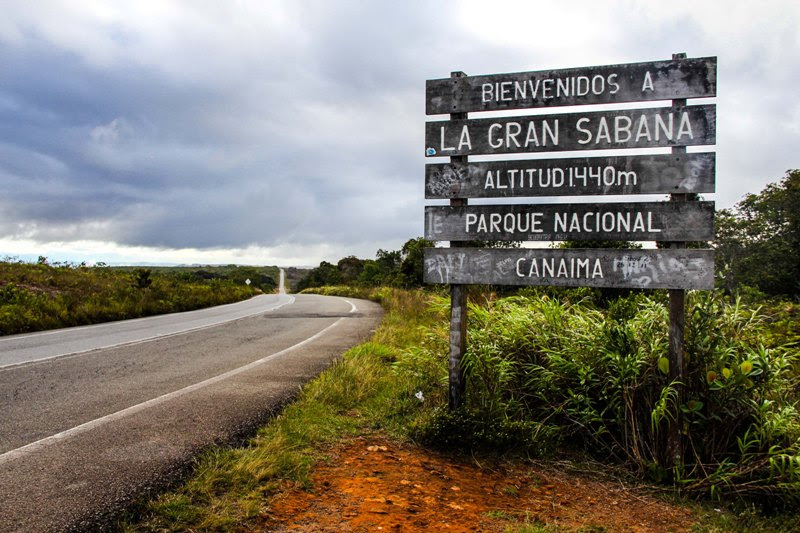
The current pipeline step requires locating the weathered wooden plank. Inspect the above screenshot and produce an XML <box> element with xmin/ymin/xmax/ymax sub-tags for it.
<box><xmin>426</xmin><ymin>57</ymin><xmax>717</xmax><ymax>115</ymax></box>
<box><xmin>447</xmin><ymin>71</ymin><xmax>468</xmax><ymax>410</ymax></box>
<box><xmin>425</xmin><ymin>105</ymin><xmax>715</xmax><ymax>157</ymax></box>
<box><xmin>423</xmin><ymin>248</ymin><xmax>715</xmax><ymax>290</ymax></box>
<box><xmin>424</xmin><ymin>201</ymin><xmax>714</xmax><ymax>242</ymax></box>
<box><xmin>425</xmin><ymin>153</ymin><xmax>715</xmax><ymax>199</ymax></box>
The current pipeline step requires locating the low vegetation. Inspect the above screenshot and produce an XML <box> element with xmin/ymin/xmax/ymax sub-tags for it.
<box><xmin>0</xmin><ymin>259</ymin><xmax>277</xmax><ymax>335</ymax></box>
<box><xmin>123</xmin><ymin>172</ymin><xmax>800</xmax><ymax>530</ymax></box>
<box><xmin>123</xmin><ymin>287</ymin><xmax>447</xmax><ymax>530</ymax></box>
<box><xmin>424</xmin><ymin>289</ymin><xmax>799</xmax><ymax>505</ymax></box>
<box><xmin>124</xmin><ymin>284</ymin><xmax>799</xmax><ymax>531</ymax></box>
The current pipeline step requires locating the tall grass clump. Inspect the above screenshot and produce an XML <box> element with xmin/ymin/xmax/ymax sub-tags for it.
<box><xmin>422</xmin><ymin>290</ymin><xmax>799</xmax><ymax>506</ymax></box>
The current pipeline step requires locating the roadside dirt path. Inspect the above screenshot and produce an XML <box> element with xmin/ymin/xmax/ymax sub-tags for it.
<box><xmin>259</xmin><ymin>436</ymin><xmax>696</xmax><ymax>532</ymax></box>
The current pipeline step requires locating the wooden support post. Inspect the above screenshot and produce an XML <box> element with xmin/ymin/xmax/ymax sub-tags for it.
<box><xmin>449</xmin><ymin>71</ymin><xmax>468</xmax><ymax>410</ymax></box>
<box><xmin>666</xmin><ymin>52</ymin><xmax>688</xmax><ymax>469</ymax></box>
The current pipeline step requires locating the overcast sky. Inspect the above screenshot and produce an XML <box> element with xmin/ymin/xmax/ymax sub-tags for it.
<box><xmin>1</xmin><ymin>1</ymin><xmax>798</xmax><ymax>266</ymax></box>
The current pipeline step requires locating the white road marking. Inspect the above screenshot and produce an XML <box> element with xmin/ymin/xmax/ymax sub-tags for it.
<box><xmin>0</xmin><ymin>295</ymin><xmax>296</xmax><ymax>370</ymax></box>
<box><xmin>0</xmin><ymin>297</ymin><xmax>359</xmax><ymax>465</ymax></box>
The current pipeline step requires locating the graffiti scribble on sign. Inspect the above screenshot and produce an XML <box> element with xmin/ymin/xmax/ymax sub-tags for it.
<box><xmin>427</xmin><ymin>164</ymin><xmax>466</xmax><ymax>196</ymax></box>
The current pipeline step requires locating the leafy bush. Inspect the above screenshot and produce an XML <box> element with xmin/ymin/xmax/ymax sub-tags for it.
<box><xmin>421</xmin><ymin>291</ymin><xmax>799</xmax><ymax>505</ymax></box>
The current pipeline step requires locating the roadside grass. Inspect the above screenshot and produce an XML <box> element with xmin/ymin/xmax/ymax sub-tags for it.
<box><xmin>0</xmin><ymin>260</ymin><xmax>270</xmax><ymax>335</ymax></box>
<box><xmin>122</xmin><ymin>286</ymin><xmax>799</xmax><ymax>532</ymax></box>
<box><xmin>121</xmin><ymin>287</ymin><xmax>449</xmax><ymax>531</ymax></box>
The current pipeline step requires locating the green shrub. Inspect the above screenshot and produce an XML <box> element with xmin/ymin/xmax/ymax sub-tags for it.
<box><xmin>420</xmin><ymin>290</ymin><xmax>799</xmax><ymax>505</ymax></box>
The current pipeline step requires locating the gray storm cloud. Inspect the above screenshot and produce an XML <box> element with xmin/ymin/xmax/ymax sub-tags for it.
<box><xmin>0</xmin><ymin>1</ymin><xmax>798</xmax><ymax>263</ymax></box>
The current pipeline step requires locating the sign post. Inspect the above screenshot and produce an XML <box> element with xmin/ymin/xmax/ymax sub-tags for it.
<box><xmin>448</xmin><ymin>71</ymin><xmax>468</xmax><ymax>410</ymax></box>
<box><xmin>424</xmin><ymin>55</ymin><xmax>717</xmax><ymax>467</ymax></box>
<box><xmin>666</xmin><ymin>52</ymin><xmax>689</xmax><ymax>468</ymax></box>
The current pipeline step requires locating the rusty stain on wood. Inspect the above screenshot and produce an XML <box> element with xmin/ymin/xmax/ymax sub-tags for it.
<box><xmin>423</xmin><ymin>248</ymin><xmax>714</xmax><ymax>290</ymax></box>
<box><xmin>425</xmin><ymin>153</ymin><xmax>715</xmax><ymax>199</ymax></box>
<box><xmin>426</xmin><ymin>56</ymin><xmax>716</xmax><ymax>115</ymax></box>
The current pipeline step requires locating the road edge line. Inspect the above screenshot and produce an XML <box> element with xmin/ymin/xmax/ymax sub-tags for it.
<box><xmin>0</xmin><ymin>296</ymin><xmax>297</xmax><ymax>371</ymax></box>
<box><xmin>0</xmin><ymin>305</ymin><xmax>351</xmax><ymax>466</ymax></box>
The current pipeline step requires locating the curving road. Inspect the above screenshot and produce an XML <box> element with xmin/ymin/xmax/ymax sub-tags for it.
<box><xmin>0</xmin><ymin>273</ymin><xmax>382</xmax><ymax>531</ymax></box>
<box><xmin>0</xmin><ymin>293</ymin><xmax>296</xmax><ymax>369</ymax></box>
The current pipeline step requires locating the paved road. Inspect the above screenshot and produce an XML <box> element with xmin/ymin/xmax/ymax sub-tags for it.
<box><xmin>0</xmin><ymin>282</ymin><xmax>382</xmax><ymax>532</ymax></box>
<box><xmin>0</xmin><ymin>289</ymin><xmax>293</xmax><ymax>369</ymax></box>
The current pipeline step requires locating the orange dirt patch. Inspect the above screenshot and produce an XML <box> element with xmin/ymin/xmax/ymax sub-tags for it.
<box><xmin>258</xmin><ymin>436</ymin><xmax>696</xmax><ymax>532</ymax></box>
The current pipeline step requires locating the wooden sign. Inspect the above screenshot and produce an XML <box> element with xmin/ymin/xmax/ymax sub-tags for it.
<box><xmin>425</xmin><ymin>201</ymin><xmax>714</xmax><ymax>242</ymax></box>
<box><xmin>425</xmin><ymin>105</ymin><xmax>715</xmax><ymax>157</ymax></box>
<box><xmin>425</xmin><ymin>153</ymin><xmax>715</xmax><ymax>199</ymax></box>
<box><xmin>424</xmin><ymin>248</ymin><xmax>715</xmax><ymax>290</ymax></box>
<box><xmin>426</xmin><ymin>57</ymin><xmax>717</xmax><ymax>115</ymax></box>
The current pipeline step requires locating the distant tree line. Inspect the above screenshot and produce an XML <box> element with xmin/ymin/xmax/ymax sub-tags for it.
<box><xmin>161</xmin><ymin>266</ymin><xmax>277</xmax><ymax>292</ymax></box>
<box><xmin>296</xmin><ymin>238</ymin><xmax>433</xmax><ymax>291</ymax></box>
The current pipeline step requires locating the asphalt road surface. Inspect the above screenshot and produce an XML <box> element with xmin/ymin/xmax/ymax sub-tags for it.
<box><xmin>0</xmin><ymin>282</ymin><xmax>382</xmax><ymax>532</ymax></box>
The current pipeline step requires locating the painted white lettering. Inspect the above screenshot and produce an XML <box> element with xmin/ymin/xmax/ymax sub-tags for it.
<box><xmin>531</xmin><ymin>212</ymin><xmax>543</xmax><ymax>232</ymax></box>
<box><xmin>465</xmin><ymin>213</ymin><xmax>477</xmax><ymax>232</ymax></box>
<box><xmin>591</xmin><ymin>75</ymin><xmax>605</xmax><ymax>95</ymax></box>
<box><xmin>569</xmin><ymin>214</ymin><xmax>581</xmax><ymax>232</ymax></box>
<box><xmin>484</xmin><ymin>171</ymin><xmax>495</xmax><ymax>189</ymax></box>
<box><xmin>677</xmin><ymin>111</ymin><xmax>694</xmax><ymax>140</ymax></box>
<box><xmin>576</xmin><ymin>117</ymin><xmax>592</xmax><ymax>144</ymax></box>
<box><xmin>505</xmin><ymin>122</ymin><xmax>522</xmax><ymax>148</ymax></box>
<box><xmin>514</xmin><ymin>81</ymin><xmax>527</xmax><ymax>100</ymax></box>
<box><xmin>602</xmin><ymin>212</ymin><xmax>615</xmax><ymax>232</ymax></box>
<box><xmin>440</xmin><ymin>126</ymin><xmax>455</xmax><ymax>152</ymax></box>
<box><xmin>524</xmin><ymin>121</ymin><xmax>539</xmax><ymax>147</ymax></box>
<box><xmin>457</xmin><ymin>125</ymin><xmax>472</xmax><ymax>150</ymax></box>
<box><xmin>583</xmin><ymin>212</ymin><xmax>594</xmax><ymax>232</ymax></box>
<box><xmin>557</xmin><ymin>259</ymin><xmax>569</xmax><ymax>277</ymax></box>
<box><xmin>617</xmin><ymin>212</ymin><xmax>630</xmax><ymax>233</ymax></box>
<box><xmin>632</xmin><ymin>212</ymin><xmax>646</xmax><ymax>232</ymax></box>
<box><xmin>542</xmin><ymin>78</ymin><xmax>554</xmax><ymax>99</ymax></box>
<box><xmin>503</xmin><ymin>213</ymin><xmax>515</xmax><ymax>232</ymax></box>
<box><xmin>542</xmin><ymin>120</ymin><xmax>559</xmax><ymax>146</ymax></box>
<box><xmin>655</xmin><ymin>114</ymin><xmax>673</xmax><ymax>141</ymax></box>
<box><xmin>602</xmin><ymin>166</ymin><xmax>616</xmax><ymax>187</ymax></box>
<box><xmin>577</xmin><ymin>258</ymin><xmax>590</xmax><ymax>277</ymax></box>
<box><xmin>648</xmin><ymin>212</ymin><xmax>662</xmax><ymax>232</ymax></box>
<box><xmin>557</xmin><ymin>77</ymin><xmax>570</xmax><ymax>96</ymax></box>
<box><xmin>635</xmin><ymin>115</ymin><xmax>651</xmax><ymax>142</ymax></box>
<box><xmin>542</xmin><ymin>259</ymin><xmax>554</xmax><ymax>278</ymax></box>
<box><xmin>488</xmin><ymin>123</ymin><xmax>503</xmax><ymax>148</ymax></box>
<box><xmin>592</xmin><ymin>260</ymin><xmax>604</xmax><ymax>278</ymax></box>
<box><xmin>528</xmin><ymin>259</ymin><xmax>539</xmax><ymax>277</ymax></box>
<box><xmin>642</xmin><ymin>71</ymin><xmax>654</xmax><ymax>92</ymax></box>
<box><xmin>554</xmin><ymin>212</ymin><xmax>568</xmax><ymax>233</ymax></box>
<box><xmin>551</xmin><ymin>168</ymin><xmax>564</xmax><ymax>187</ymax></box>
<box><xmin>588</xmin><ymin>166</ymin><xmax>601</xmax><ymax>186</ymax></box>
<box><xmin>482</xmin><ymin>83</ymin><xmax>493</xmax><ymax>103</ymax></box>
<box><xmin>614</xmin><ymin>115</ymin><xmax>632</xmax><ymax>143</ymax></box>
<box><xmin>490</xmin><ymin>213</ymin><xmax>502</xmax><ymax>233</ymax></box>
<box><xmin>576</xmin><ymin>76</ymin><xmax>590</xmax><ymax>96</ymax></box>
<box><xmin>595</xmin><ymin>117</ymin><xmax>611</xmax><ymax>145</ymax></box>
<box><xmin>573</xmin><ymin>166</ymin><xmax>588</xmax><ymax>187</ymax></box>
<box><xmin>608</xmin><ymin>73</ymin><xmax>620</xmax><ymax>94</ymax></box>
<box><xmin>500</xmin><ymin>81</ymin><xmax>513</xmax><ymax>101</ymax></box>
